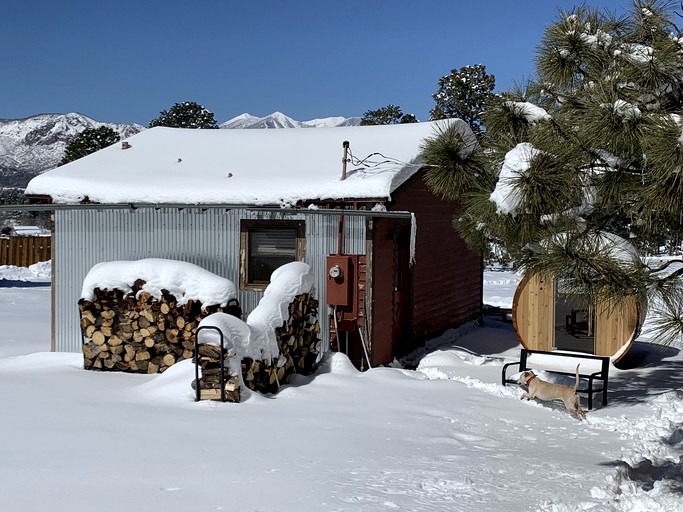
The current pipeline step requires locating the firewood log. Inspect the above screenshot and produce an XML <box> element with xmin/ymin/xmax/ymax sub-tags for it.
<box><xmin>80</xmin><ymin>282</ymin><xmax>241</xmax><ymax>374</ymax></box>
<box><xmin>91</xmin><ymin>331</ymin><xmax>106</xmax><ymax>346</ymax></box>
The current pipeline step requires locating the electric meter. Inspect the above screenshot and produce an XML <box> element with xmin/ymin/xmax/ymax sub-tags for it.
<box><xmin>329</xmin><ymin>264</ymin><xmax>343</xmax><ymax>279</ymax></box>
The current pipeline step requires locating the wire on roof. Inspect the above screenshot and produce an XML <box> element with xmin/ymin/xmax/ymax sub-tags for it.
<box><xmin>346</xmin><ymin>148</ymin><xmax>423</xmax><ymax>175</ymax></box>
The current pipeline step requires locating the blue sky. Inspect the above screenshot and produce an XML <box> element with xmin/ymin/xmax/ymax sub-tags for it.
<box><xmin>2</xmin><ymin>0</ymin><xmax>625</xmax><ymax>125</ymax></box>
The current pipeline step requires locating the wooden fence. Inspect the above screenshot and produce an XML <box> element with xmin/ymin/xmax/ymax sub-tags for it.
<box><xmin>0</xmin><ymin>236</ymin><xmax>52</xmax><ymax>267</ymax></box>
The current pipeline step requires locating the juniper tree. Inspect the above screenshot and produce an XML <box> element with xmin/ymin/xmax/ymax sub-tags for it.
<box><xmin>360</xmin><ymin>105</ymin><xmax>418</xmax><ymax>125</ymax></box>
<box><xmin>60</xmin><ymin>126</ymin><xmax>120</xmax><ymax>165</ymax></box>
<box><xmin>149</xmin><ymin>101</ymin><xmax>218</xmax><ymax>129</ymax></box>
<box><xmin>422</xmin><ymin>0</ymin><xmax>683</xmax><ymax>345</ymax></box>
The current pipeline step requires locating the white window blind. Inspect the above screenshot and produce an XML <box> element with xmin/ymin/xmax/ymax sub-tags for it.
<box><xmin>249</xmin><ymin>228</ymin><xmax>297</xmax><ymax>256</ymax></box>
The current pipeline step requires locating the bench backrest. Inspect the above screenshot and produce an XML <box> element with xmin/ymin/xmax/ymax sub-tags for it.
<box><xmin>521</xmin><ymin>349</ymin><xmax>609</xmax><ymax>376</ymax></box>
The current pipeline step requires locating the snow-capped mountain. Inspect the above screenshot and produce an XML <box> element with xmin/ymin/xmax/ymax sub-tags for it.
<box><xmin>304</xmin><ymin>116</ymin><xmax>362</xmax><ymax>128</ymax></box>
<box><xmin>0</xmin><ymin>111</ymin><xmax>359</xmax><ymax>189</ymax></box>
<box><xmin>220</xmin><ymin>111</ymin><xmax>361</xmax><ymax>129</ymax></box>
<box><xmin>220</xmin><ymin>112</ymin><xmax>302</xmax><ymax>129</ymax></box>
<box><xmin>0</xmin><ymin>113</ymin><xmax>143</xmax><ymax>187</ymax></box>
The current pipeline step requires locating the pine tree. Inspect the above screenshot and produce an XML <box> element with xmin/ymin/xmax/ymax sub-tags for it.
<box><xmin>422</xmin><ymin>0</ymin><xmax>683</xmax><ymax>346</ymax></box>
<box><xmin>149</xmin><ymin>101</ymin><xmax>218</xmax><ymax>129</ymax></box>
<box><xmin>430</xmin><ymin>64</ymin><xmax>496</xmax><ymax>133</ymax></box>
<box><xmin>360</xmin><ymin>105</ymin><xmax>418</xmax><ymax>125</ymax></box>
<box><xmin>60</xmin><ymin>126</ymin><xmax>120</xmax><ymax>165</ymax></box>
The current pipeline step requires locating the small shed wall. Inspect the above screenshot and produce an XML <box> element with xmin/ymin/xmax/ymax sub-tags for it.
<box><xmin>369</xmin><ymin>217</ymin><xmax>410</xmax><ymax>364</ymax></box>
<box><xmin>388</xmin><ymin>174</ymin><xmax>483</xmax><ymax>352</ymax></box>
<box><xmin>52</xmin><ymin>208</ymin><xmax>367</xmax><ymax>353</ymax></box>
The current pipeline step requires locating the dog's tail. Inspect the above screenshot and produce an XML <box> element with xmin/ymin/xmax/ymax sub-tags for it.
<box><xmin>574</xmin><ymin>364</ymin><xmax>580</xmax><ymax>390</ymax></box>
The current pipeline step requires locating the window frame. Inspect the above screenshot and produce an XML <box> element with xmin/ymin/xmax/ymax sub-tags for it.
<box><xmin>239</xmin><ymin>219</ymin><xmax>306</xmax><ymax>291</ymax></box>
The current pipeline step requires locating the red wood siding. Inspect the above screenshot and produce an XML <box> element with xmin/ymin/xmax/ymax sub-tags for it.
<box><xmin>370</xmin><ymin>218</ymin><xmax>403</xmax><ymax>365</ymax></box>
<box><xmin>391</xmin><ymin>172</ymin><xmax>482</xmax><ymax>347</ymax></box>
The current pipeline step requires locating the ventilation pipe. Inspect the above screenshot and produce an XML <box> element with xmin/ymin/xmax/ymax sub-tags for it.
<box><xmin>337</xmin><ymin>140</ymin><xmax>350</xmax><ymax>253</ymax></box>
<box><xmin>341</xmin><ymin>140</ymin><xmax>349</xmax><ymax>180</ymax></box>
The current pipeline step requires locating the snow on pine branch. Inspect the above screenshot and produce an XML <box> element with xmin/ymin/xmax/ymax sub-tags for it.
<box><xmin>603</xmin><ymin>99</ymin><xmax>642</xmax><ymax>122</ymax></box>
<box><xmin>489</xmin><ymin>143</ymin><xmax>539</xmax><ymax>216</ymax></box>
<box><xmin>504</xmin><ymin>101</ymin><xmax>551</xmax><ymax>124</ymax></box>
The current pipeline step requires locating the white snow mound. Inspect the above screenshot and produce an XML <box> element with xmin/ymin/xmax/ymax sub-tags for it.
<box><xmin>80</xmin><ymin>258</ymin><xmax>237</xmax><ymax>307</ymax></box>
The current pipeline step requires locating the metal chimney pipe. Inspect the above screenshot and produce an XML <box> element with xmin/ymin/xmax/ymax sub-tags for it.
<box><xmin>341</xmin><ymin>140</ymin><xmax>349</xmax><ymax>181</ymax></box>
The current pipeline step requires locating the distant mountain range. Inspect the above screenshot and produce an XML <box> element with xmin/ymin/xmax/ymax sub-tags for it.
<box><xmin>220</xmin><ymin>111</ymin><xmax>360</xmax><ymax>129</ymax></box>
<box><xmin>0</xmin><ymin>112</ymin><xmax>361</xmax><ymax>188</ymax></box>
<box><xmin>0</xmin><ymin>113</ymin><xmax>144</xmax><ymax>188</ymax></box>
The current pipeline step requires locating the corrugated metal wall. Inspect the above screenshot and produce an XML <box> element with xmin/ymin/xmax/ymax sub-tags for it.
<box><xmin>53</xmin><ymin>208</ymin><xmax>366</xmax><ymax>353</ymax></box>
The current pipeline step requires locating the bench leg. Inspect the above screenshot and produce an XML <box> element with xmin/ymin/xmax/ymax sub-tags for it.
<box><xmin>501</xmin><ymin>361</ymin><xmax>521</xmax><ymax>386</ymax></box>
<box><xmin>587</xmin><ymin>377</ymin><xmax>593</xmax><ymax>410</ymax></box>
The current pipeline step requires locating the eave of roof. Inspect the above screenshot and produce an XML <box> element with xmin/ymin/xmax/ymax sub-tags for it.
<box><xmin>0</xmin><ymin>202</ymin><xmax>414</xmax><ymax>219</ymax></box>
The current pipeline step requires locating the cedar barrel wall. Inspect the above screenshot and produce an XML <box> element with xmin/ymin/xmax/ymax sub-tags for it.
<box><xmin>594</xmin><ymin>295</ymin><xmax>640</xmax><ymax>358</ymax></box>
<box><xmin>372</xmin><ymin>172</ymin><xmax>482</xmax><ymax>362</ymax></box>
<box><xmin>512</xmin><ymin>273</ymin><xmax>555</xmax><ymax>352</ymax></box>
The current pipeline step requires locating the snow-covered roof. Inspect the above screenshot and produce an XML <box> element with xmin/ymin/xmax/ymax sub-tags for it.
<box><xmin>9</xmin><ymin>225</ymin><xmax>50</xmax><ymax>236</ymax></box>
<box><xmin>26</xmin><ymin>120</ymin><xmax>470</xmax><ymax>206</ymax></box>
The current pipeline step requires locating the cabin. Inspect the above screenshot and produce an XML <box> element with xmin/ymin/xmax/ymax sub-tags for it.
<box><xmin>25</xmin><ymin>120</ymin><xmax>483</xmax><ymax>367</ymax></box>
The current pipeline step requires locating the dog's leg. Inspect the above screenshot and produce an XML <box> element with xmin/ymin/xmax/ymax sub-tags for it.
<box><xmin>574</xmin><ymin>396</ymin><xmax>586</xmax><ymax>420</ymax></box>
<box><xmin>564</xmin><ymin>395</ymin><xmax>586</xmax><ymax>420</ymax></box>
<box><xmin>572</xmin><ymin>365</ymin><xmax>587</xmax><ymax>420</ymax></box>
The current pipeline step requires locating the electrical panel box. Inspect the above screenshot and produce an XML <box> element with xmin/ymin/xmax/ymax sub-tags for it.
<box><xmin>326</xmin><ymin>255</ymin><xmax>353</xmax><ymax>306</ymax></box>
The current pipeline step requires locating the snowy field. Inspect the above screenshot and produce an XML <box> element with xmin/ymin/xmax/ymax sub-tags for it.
<box><xmin>0</xmin><ymin>263</ymin><xmax>682</xmax><ymax>511</ymax></box>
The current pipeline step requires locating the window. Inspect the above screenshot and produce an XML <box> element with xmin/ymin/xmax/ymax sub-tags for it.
<box><xmin>240</xmin><ymin>220</ymin><xmax>305</xmax><ymax>289</ymax></box>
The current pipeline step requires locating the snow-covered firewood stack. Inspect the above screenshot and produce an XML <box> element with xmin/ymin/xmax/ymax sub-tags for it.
<box><xmin>242</xmin><ymin>292</ymin><xmax>320</xmax><ymax>394</ymax></box>
<box><xmin>193</xmin><ymin>311</ymin><xmax>248</xmax><ymax>400</ymax></box>
<box><xmin>194</xmin><ymin>262</ymin><xmax>320</xmax><ymax>402</ymax></box>
<box><xmin>79</xmin><ymin>259</ymin><xmax>239</xmax><ymax>373</ymax></box>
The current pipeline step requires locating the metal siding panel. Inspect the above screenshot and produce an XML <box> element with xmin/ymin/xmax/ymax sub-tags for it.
<box><xmin>54</xmin><ymin>208</ymin><xmax>244</xmax><ymax>352</ymax></box>
<box><xmin>303</xmin><ymin>214</ymin><xmax>366</xmax><ymax>353</ymax></box>
<box><xmin>53</xmin><ymin>208</ymin><xmax>366</xmax><ymax>354</ymax></box>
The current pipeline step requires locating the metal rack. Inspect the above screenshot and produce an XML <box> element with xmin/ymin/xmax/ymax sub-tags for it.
<box><xmin>193</xmin><ymin>325</ymin><xmax>228</xmax><ymax>402</ymax></box>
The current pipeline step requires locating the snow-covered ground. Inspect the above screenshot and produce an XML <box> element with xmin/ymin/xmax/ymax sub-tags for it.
<box><xmin>0</xmin><ymin>263</ymin><xmax>681</xmax><ymax>511</ymax></box>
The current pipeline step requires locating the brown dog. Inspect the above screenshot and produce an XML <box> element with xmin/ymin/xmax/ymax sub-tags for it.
<box><xmin>517</xmin><ymin>364</ymin><xmax>586</xmax><ymax>420</ymax></box>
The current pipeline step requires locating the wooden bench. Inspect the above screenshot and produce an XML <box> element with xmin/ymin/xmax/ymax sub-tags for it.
<box><xmin>502</xmin><ymin>348</ymin><xmax>610</xmax><ymax>410</ymax></box>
